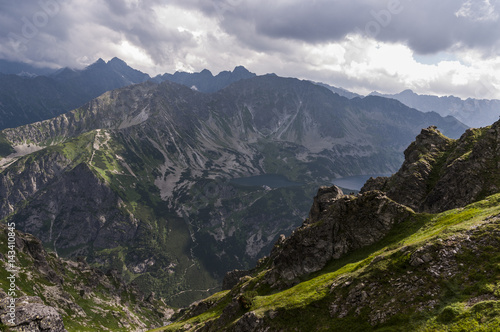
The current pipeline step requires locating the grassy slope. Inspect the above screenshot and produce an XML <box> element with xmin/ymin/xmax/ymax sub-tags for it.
<box><xmin>155</xmin><ymin>193</ymin><xmax>500</xmax><ymax>331</ymax></box>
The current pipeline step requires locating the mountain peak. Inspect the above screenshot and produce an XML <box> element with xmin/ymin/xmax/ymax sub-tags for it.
<box><xmin>85</xmin><ymin>58</ymin><xmax>106</xmax><ymax>70</ymax></box>
<box><xmin>199</xmin><ymin>69</ymin><xmax>213</xmax><ymax>76</ymax></box>
<box><xmin>107</xmin><ymin>57</ymin><xmax>127</xmax><ymax>66</ymax></box>
<box><xmin>399</xmin><ymin>89</ymin><xmax>415</xmax><ymax>95</ymax></box>
<box><xmin>232</xmin><ymin>65</ymin><xmax>251</xmax><ymax>74</ymax></box>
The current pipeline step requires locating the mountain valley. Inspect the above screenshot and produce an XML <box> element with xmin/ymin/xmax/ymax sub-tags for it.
<box><xmin>0</xmin><ymin>72</ymin><xmax>468</xmax><ymax>312</ymax></box>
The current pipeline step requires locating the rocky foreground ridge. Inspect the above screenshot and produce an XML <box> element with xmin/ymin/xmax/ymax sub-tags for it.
<box><xmin>0</xmin><ymin>223</ymin><xmax>172</xmax><ymax>331</ymax></box>
<box><xmin>160</xmin><ymin>121</ymin><xmax>500</xmax><ymax>331</ymax></box>
<box><xmin>362</xmin><ymin>121</ymin><xmax>500</xmax><ymax>213</ymax></box>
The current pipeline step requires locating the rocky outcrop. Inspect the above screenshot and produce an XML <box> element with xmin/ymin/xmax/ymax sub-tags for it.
<box><xmin>307</xmin><ymin>185</ymin><xmax>344</xmax><ymax>222</ymax></box>
<box><xmin>362</xmin><ymin>121</ymin><xmax>500</xmax><ymax>213</ymax></box>
<box><xmin>0</xmin><ymin>296</ymin><xmax>67</xmax><ymax>332</ymax></box>
<box><xmin>263</xmin><ymin>186</ymin><xmax>414</xmax><ymax>288</ymax></box>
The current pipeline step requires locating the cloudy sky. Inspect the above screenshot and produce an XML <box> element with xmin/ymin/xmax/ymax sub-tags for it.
<box><xmin>1</xmin><ymin>0</ymin><xmax>499</xmax><ymax>99</ymax></box>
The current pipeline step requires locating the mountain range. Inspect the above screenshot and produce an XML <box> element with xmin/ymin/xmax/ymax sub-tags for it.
<box><xmin>0</xmin><ymin>70</ymin><xmax>467</xmax><ymax>309</ymax></box>
<box><xmin>151</xmin><ymin>66</ymin><xmax>256</xmax><ymax>93</ymax></box>
<box><xmin>371</xmin><ymin>89</ymin><xmax>500</xmax><ymax>128</ymax></box>
<box><xmin>0</xmin><ymin>58</ymin><xmax>498</xmax><ymax>331</ymax></box>
<box><xmin>1</xmin><ymin>57</ymin><xmax>499</xmax><ymax>132</ymax></box>
<box><xmin>0</xmin><ymin>59</ymin><xmax>57</xmax><ymax>77</ymax></box>
<box><xmin>0</xmin><ymin>58</ymin><xmax>255</xmax><ymax>131</ymax></box>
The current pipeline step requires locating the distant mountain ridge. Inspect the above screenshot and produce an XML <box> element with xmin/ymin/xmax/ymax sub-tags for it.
<box><xmin>2</xmin><ymin>57</ymin><xmax>498</xmax><ymax>130</ymax></box>
<box><xmin>0</xmin><ymin>59</ymin><xmax>57</xmax><ymax>76</ymax></box>
<box><xmin>0</xmin><ymin>58</ymin><xmax>257</xmax><ymax>130</ymax></box>
<box><xmin>371</xmin><ymin>89</ymin><xmax>500</xmax><ymax>128</ymax></box>
<box><xmin>0</xmin><ymin>57</ymin><xmax>151</xmax><ymax>130</ymax></box>
<box><xmin>313</xmin><ymin>81</ymin><xmax>363</xmax><ymax>99</ymax></box>
<box><xmin>152</xmin><ymin>65</ymin><xmax>256</xmax><ymax>93</ymax></box>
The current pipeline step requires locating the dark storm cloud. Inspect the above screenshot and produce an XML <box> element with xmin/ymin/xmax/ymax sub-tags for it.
<box><xmin>0</xmin><ymin>0</ymin><xmax>196</xmax><ymax>67</ymax></box>
<box><xmin>1</xmin><ymin>0</ymin><xmax>499</xmax><ymax>68</ymax></box>
<box><xmin>185</xmin><ymin>0</ymin><xmax>500</xmax><ymax>55</ymax></box>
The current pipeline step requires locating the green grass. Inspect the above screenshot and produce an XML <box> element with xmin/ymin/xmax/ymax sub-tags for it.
<box><xmin>151</xmin><ymin>290</ymin><xmax>231</xmax><ymax>331</ymax></box>
<box><xmin>421</xmin><ymin>301</ymin><xmax>500</xmax><ymax>332</ymax></box>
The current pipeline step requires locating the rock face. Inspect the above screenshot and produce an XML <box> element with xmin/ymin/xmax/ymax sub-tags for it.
<box><xmin>8</xmin><ymin>162</ymin><xmax>137</xmax><ymax>254</ymax></box>
<box><xmin>0</xmin><ymin>296</ymin><xmax>67</xmax><ymax>332</ymax></box>
<box><xmin>0</xmin><ymin>150</ymin><xmax>72</xmax><ymax>220</ymax></box>
<box><xmin>264</xmin><ymin>186</ymin><xmax>414</xmax><ymax>288</ymax></box>
<box><xmin>362</xmin><ymin>121</ymin><xmax>500</xmax><ymax>213</ymax></box>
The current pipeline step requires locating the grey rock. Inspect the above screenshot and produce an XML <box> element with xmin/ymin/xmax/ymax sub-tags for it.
<box><xmin>222</xmin><ymin>269</ymin><xmax>251</xmax><ymax>290</ymax></box>
<box><xmin>362</xmin><ymin>121</ymin><xmax>500</xmax><ymax>213</ymax></box>
<box><xmin>307</xmin><ymin>186</ymin><xmax>344</xmax><ymax>223</ymax></box>
<box><xmin>264</xmin><ymin>187</ymin><xmax>414</xmax><ymax>288</ymax></box>
<box><xmin>0</xmin><ymin>296</ymin><xmax>67</xmax><ymax>332</ymax></box>
<box><xmin>232</xmin><ymin>311</ymin><xmax>261</xmax><ymax>332</ymax></box>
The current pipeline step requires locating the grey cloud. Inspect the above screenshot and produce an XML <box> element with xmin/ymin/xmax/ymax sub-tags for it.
<box><xmin>185</xmin><ymin>0</ymin><xmax>500</xmax><ymax>56</ymax></box>
<box><xmin>0</xmin><ymin>0</ymin><xmax>197</xmax><ymax>68</ymax></box>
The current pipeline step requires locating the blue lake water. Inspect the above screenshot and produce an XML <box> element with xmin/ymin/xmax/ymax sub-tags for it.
<box><xmin>230</xmin><ymin>174</ymin><xmax>302</xmax><ymax>188</ymax></box>
<box><xmin>332</xmin><ymin>174</ymin><xmax>392</xmax><ymax>191</ymax></box>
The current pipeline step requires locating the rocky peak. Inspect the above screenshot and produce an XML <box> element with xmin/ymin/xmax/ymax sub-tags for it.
<box><xmin>363</xmin><ymin>126</ymin><xmax>453</xmax><ymax>211</ymax></box>
<box><xmin>307</xmin><ymin>185</ymin><xmax>345</xmax><ymax>223</ymax></box>
<box><xmin>85</xmin><ymin>58</ymin><xmax>106</xmax><ymax>70</ymax></box>
<box><xmin>363</xmin><ymin>120</ymin><xmax>500</xmax><ymax>213</ymax></box>
<box><xmin>402</xmin><ymin>126</ymin><xmax>451</xmax><ymax>165</ymax></box>
<box><xmin>199</xmin><ymin>69</ymin><xmax>213</xmax><ymax>77</ymax></box>
<box><xmin>107</xmin><ymin>56</ymin><xmax>127</xmax><ymax>67</ymax></box>
<box><xmin>263</xmin><ymin>188</ymin><xmax>414</xmax><ymax>289</ymax></box>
